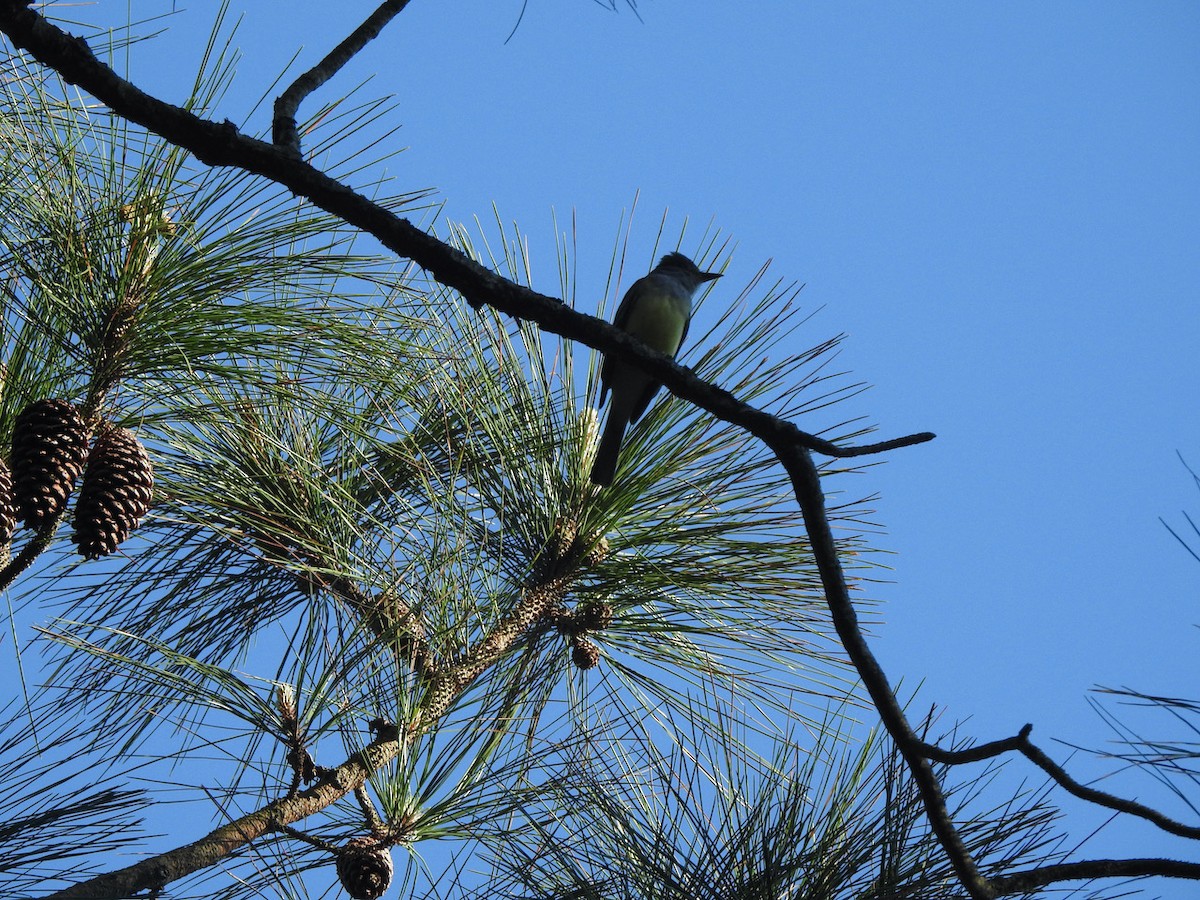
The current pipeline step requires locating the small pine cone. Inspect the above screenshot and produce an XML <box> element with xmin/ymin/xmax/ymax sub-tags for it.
<box><xmin>0</xmin><ymin>458</ymin><xmax>15</xmax><ymax>544</ymax></box>
<box><xmin>12</xmin><ymin>399</ymin><xmax>88</xmax><ymax>530</ymax></box>
<box><xmin>580</xmin><ymin>602</ymin><xmax>614</xmax><ymax>633</ymax></box>
<box><xmin>571</xmin><ymin>637</ymin><xmax>601</xmax><ymax>671</ymax></box>
<box><xmin>583</xmin><ymin>534</ymin><xmax>609</xmax><ymax>567</ymax></box>
<box><xmin>335</xmin><ymin>836</ymin><xmax>393</xmax><ymax>900</ymax></box>
<box><xmin>548</xmin><ymin>518</ymin><xmax>578</xmax><ymax>561</ymax></box>
<box><xmin>72</xmin><ymin>426</ymin><xmax>153</xmax><ymax>559</ymax></box>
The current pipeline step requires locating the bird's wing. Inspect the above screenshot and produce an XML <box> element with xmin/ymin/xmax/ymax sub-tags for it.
<box><xmin>599</xmin><ymin>279</ymin><xmax>642</xmax><ymax>403</ymax></box>
<box><xmin>611</xmin><ymin>279</ymin><xmax>639</xmax><ymax>332</ymax></box>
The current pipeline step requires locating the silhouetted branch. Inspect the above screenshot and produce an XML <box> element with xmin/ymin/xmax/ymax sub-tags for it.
<box><xmin>919</xmin><ymin>729</ymin><xmax>1028</xmax><ymax>764</ymax></box>
<box><xmin>0</xmin><ymin>3</ymin><xmax>929</xmax><ymax>466</ymax></box>
<box><xmin>770</xmin><ymin>439</ymin><xmax>992</xmax><ymax>898</ymax></box>
<box><xmin>920</xmin><ymin>724</ymin><xmax>1200</xmax><ymax>841</ymax></box>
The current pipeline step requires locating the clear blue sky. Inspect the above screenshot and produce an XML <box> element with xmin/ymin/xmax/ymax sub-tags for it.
<box><xmin>49</xmin><ymin>0</ymin><xmax>1200</xmax><ymax>894</ymax></box>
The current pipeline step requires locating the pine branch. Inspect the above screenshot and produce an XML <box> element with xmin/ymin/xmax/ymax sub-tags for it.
<box><xmin>990</xmin><ymin>858</ymin><xmax>1200</xmax><ymax>895</ymax></box>
<box><xmin>328</xmin><ymin>575</ymin><xmax>435</xmax><ymax>676</ymax></box>
<box><xmin>920</xmin><ymin>724</ymin><xmax>1200</xmax><ymax>841</ymax></box>
<box><xmin>417</xmin><ymin>551</ymin><xmax>581</xmax><ymax>730</ymax></box>
<box><xmin>769</xmin><ymin>439</ymin><xmax>993</xmax><ymax>898</ymax></box>
<box><xmin>0</xmin><ymin>504</ymin><xmax>67</xmax><ymax>592</ymax></box>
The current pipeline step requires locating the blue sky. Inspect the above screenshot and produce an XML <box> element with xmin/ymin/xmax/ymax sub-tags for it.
<box><xmin>33</xmin><ymin>0</ymin><xmax>1200</xmax><ymax>894</ymax></box>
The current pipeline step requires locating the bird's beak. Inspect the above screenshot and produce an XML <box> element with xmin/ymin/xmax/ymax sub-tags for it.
<box><xmin>701</xmin><ymin>271</ymin><xmax>722</xmax><ymax>282</ymax></box>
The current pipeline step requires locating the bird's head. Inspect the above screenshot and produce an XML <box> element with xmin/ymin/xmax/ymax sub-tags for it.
<box><xmin>655</xmin><ymin>252</ymin><xmax>722</xmax><ymax>288</ymax></box>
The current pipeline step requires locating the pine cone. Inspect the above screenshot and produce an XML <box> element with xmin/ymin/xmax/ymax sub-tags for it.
<box><xmin>0</xmin><ymin>457</ymin><xmax>15</xmax><ymax>544</ymax></box>
<box><xmin>72</xmin><ymin>425</ymin><xmax>153</xmax><ymax>559</ymax></box>
<box><xmin>11</xmin><ymin>399</ymin><xmax>88</xmax><ymax>530</ymax></box>
<box><xmin>583</xmin><ymin>534</ymin><xmax>609</xmax><ymax>567</ymax></box>
<box><xmin>335</xmin><ymin>836</ymin><xmax>393</xmax><ymax>900</ymax></box>
<box><xmin>579</xmin><ymin>602</ymin><xmax>614</xmax><ymax>633</ymax></box>
<box><xmin>571</xmin><ymin>637</ymin><xmax>601</xmax><ymax>671</ymax></box>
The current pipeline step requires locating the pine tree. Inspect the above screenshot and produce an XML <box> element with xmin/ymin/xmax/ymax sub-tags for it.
<box><xmin>0</xmin><ymin>9</ymin><xmax>1188</xmax><ymax>900</ymax></box>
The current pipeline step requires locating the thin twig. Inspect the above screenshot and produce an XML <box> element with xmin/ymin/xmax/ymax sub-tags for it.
<box><xmin>918</xmin><ymin>728</ymin><xmax>1027</xmax><ymax>765</ymax></box>
<box><xmin>920</xmin><ymin>724</ymin><xmax>1200</xmax><ymax>841</ymax></box>
<box><xmin>1018</xmin><ymin>736</ymin><xmax>1200</xmax><ymax>839</ymax></box>
<box><xmin>272</xmin><ymin>0</ymin><xmax>414</xmax><ymax>155</ymax></box>
<box><xmin>353</xmin><ymin>784</ymin><xmax>386</xmax><ymax>835</ymax></box>
<box><xmin>276</xmin><ymin>823</ymin><xmax>338</xmax><ymax>854</ymax></box>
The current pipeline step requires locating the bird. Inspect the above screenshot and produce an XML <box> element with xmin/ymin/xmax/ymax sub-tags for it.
<box><xmin>589</xmin><ymin>252</ymin><xmax>721</xmax><ymax>486</ymax></box>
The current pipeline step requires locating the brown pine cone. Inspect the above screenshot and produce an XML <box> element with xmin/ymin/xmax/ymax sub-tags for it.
<box><xmin>72</xmin><ymin>425</ymin><xmax>153</xmax><ymax>558</ymax></box>
<box><xmin>11</xmin><ymin>399</ymin><xmax>88</xmax><ymax>530</ymax></box>
<box><xmin>571</xmin><ymin>637</ymin><xmax>601</xmax><ymax>670</ymax></box>
<box><xmin>579</xmin><ymin>602</ymin><xmax>614</xmax><ymax>633</ymax></box>
<box><xmin>335</xmin><ymin>836</ymin><xmax>393</xmax><ymax>900</ymax></box>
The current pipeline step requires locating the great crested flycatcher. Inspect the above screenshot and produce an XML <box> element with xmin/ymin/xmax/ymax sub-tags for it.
<box><xmin>589</xmin><ymin>252</ymin><xmax>721</xmax><ymax>486</ymax></box>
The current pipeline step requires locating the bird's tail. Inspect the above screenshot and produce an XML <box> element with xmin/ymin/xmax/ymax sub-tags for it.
<box><xmin>589</xmin><ymin>411</ymin><xmax>627</xmax><ymax>486</ymax></box>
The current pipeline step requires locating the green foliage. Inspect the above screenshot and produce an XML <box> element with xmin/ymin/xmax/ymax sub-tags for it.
<box><xmin>469</xmin><ymin>711</ymin><xmax>1069</xmax><ymax>900</ymax></box>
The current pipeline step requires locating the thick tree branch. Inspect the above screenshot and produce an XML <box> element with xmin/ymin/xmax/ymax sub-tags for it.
<box><xmin>272</xmin><ymin>0</ymin><xmax>415</xmax><ymax>155</ymax></box>
<box><xmin>0</xmin><ymin>2</ymin><xmax>930</xmax><ymax>467</ymax></box>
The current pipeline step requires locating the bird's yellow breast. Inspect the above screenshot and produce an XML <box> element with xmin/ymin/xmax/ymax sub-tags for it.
<box><xmin>622</xmin><ymin>291</ymin><xmax>688</xmax><ymax>355</ymax></box>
